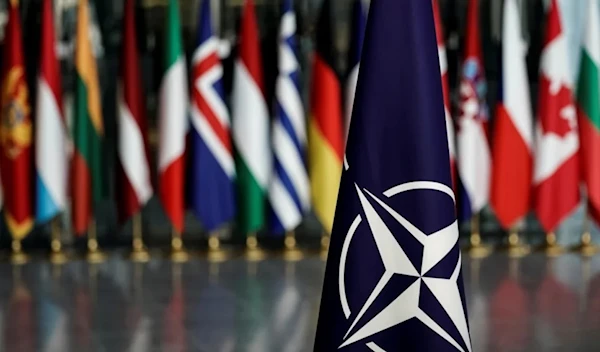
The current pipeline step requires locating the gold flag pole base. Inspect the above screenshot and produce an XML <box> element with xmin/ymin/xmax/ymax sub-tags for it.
<box><xmin>86</xmin><ymin>221</ymin><xmax>106</xmax><ymax>263</ymax></box>
<box><xmin>49</xmin><ymin>218</ymin><xmax>68</xmax><ymax>264</ymax></box>
<box><xmin>501</xmin><ymin>230</ymin><xmax>530</xmax><ymax>258</ymax></box>
<box><xmin>572</xmin><ymin>231</ymin><xmax>599</xmax><ymax>257</ymax></box>
<box><xmin>320</xmin><ymin>232</ymin><xmax>330</xmax><ymax>261</ymax></box>
<box><xmin>244</xmin><ymin>234</ymin><xmax>266</xmax><ymax>262</ymax></box>
<box><xmin>207</xmin><ymin>233</ymin><xmax>229</xmax><ymax>263</ymax></box>
<box><xmin>168</xmin><ymin>234</ymin><xmax>189</xmax><ymax>263</ymax></box>
<box><xmin>282</xmin><ymin>231</ymin><xmax>303</xmax><ymax>262</ymax></box>
<box><xmin>536</xmin><ymin>232</ymin><xmax>565</xmax><ymax>257</ymax></box>
<box><xmin>10</xmin><ymin>239</ymin><xmax>28</xmax><ymax>265</ymax></box>
<box><xmin>129</xmin><ymin>214</ymin><xmax>150</xmax><ymax>263</ymax></box>
<box><xmin>465</xmin><ymin>234</ymin><xmax>492</xmax><ymax>259</ymax></box>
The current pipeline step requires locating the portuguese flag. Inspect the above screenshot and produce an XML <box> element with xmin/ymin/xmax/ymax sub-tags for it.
<box><xmin>72</xmin><ymin>0</ymin><xmax>105</xmax><ymax>235</ymax></box>
<box><xmin>0</xmin><ymin>0</ymin><xmax>33</xmax><ymax>239</ymax></box>
<box><xmin>577</xmin><ymin>0</ymin><xmax>600</xmax><ymax>226</ymax></box>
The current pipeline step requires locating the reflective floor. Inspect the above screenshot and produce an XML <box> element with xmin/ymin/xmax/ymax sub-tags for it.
<box><xmin>1</xmin><ymin>253</ymin><xmax>600</xmax><ymax>351</ymax></box>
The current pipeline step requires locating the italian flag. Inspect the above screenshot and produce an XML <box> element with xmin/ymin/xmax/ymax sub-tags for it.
<box><xmin>577</xmin><ymin>0</ymin><xmax>600</xmax><ymax>225</ymax></box>
<box><xmin>158</xmin><ymin>0</ymin><xmax>188</xmax><ymax>233</ymax></box>
<box><xmin>72</xmin><ymin>0</ymin><xmax>105</xmax><ymax>235</ymax></box>
<box><xmin>231</xmin><ymin>0</ymin><xmax>270</xmax><ymax>235</ymax></box>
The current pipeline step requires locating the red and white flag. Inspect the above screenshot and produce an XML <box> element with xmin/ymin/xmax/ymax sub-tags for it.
<box><xmin>433</xmin><ymin>0</ymin><xmax>456</xmax><ymax>187</ymax></box>
<box><xmin>533</xmin><ymin>0</ymin><xmax>579</xmax><ymax>232</ymax></box>
<box><xmin>490</xmin><ymin>0</ymin><xmax>533</xmax><ymax>229</ymax></box>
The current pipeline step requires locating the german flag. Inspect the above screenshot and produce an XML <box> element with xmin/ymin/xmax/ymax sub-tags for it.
<box><xmin>0</xmin><ymin>0</ymin><xmax>33</xmax><ymax>239</ymax></box>
<box><xmin>309</xmin><ymin>0</ymin><xmax>344</xmax><ymax>234</ymax></box>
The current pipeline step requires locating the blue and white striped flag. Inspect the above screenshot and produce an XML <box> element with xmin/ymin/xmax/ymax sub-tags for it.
<box><xmin>269</xmin><ymin>0</ymin><xmax>310</xmax><ymax>234</ymax></box>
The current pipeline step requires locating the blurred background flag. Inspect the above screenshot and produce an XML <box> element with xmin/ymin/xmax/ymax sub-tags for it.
<box><xmin>0</xmin><ymin>0</ymin><xmax>33</xmax><ymax>239</ymax></box>
<box><xmin>117</xmin><ymin>0</ymin><xmax>153</xmax><ymax>223</ymax></box>
<box><xmin>314</xmin><ymin>0</ymin><xmax>471</xmax><ymax>350</ymax></box>
<box><xmin>309</xmin><ymin>0</ymin><xmax>343</xmax><ymax>235</ymax></box>
<box><xmin>189</xmin><ymin>0</ymin><xmax>236</xmax><ymax>232</ymax></box>
<box><xmin>533</xmin><ymin>0</ymin><xmax>579</xmax><ymax>233</ymax></box>
<box><xmin>268</xmin><ymin>0</ymin><xmax>310</xmax><ymax>235</ymax></box>
<box><xmin>433</xmin><ymin>0</ymin><xmax>456</xmax><ymax>188</ymax></box>
<box><xmin>72</xmin><ymin>0</ymin><xmax>105</xmax><ymax>235</ymax></box>
<box><xmin>344</xmin><ymin>0</ymin><xmax>366</xmax><ymax>142</ymax></box>
<box><xmin>490</xmin><ymin>0</ymin><xmax>533</xmax><ymax>229</ymax></box>
<box><xmin>457</xmin><ymin>0</ymin><xmax>491</xmax><ymax>222</ymax></box>
<box><xmin>232</xmin><ymin>0</ymin><xmax>270</xmax><ymax>236</ymax></box>
<box><xmin>158</xmin><ymin>0</ymin><xmax>188</xmax><ymax>234</ymax></box>
<box><xmin>35</xmin><ymin>0</ymin><xmax>68</xmax><ymax>224</ymax></box>
<box><xmin>577</xmin><ymin>0</ymin><xmax>600</xmax><ymax>226</ymax></box>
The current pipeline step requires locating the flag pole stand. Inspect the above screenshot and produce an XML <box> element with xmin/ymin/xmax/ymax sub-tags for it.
<box><xmin>465</xmin><ymin>213</ymin><xmax>492</xmax><ymax>258</ymax></box>
<box><xmin>320</xmin><ymin>231</ymin><xmax>330</xmax><ymax>260</ymax></box>
<box><xmin>10</xmin><ymin>238</ymin><xmax>28</xmax><ymax>265</ymax></box>
<box><xmin>573</xmin><ymin>216</ymin><xmax>599</xmax><ymax>256</ymax></box>
<box><xmin>168</xmin><ymin>228</ymin><xmax>189</xmax><ymax>262</ymax></box>
<box><xmin>49</xmin><ymin>217</ymin><xmax>68</xmax><ymax>264</ymax></box>
<box><xmin>86</xmin><ymin>220</ymin><xmax>106</xmax><ymax>263</ymax></box>
<box><xmin>244</xmin><ymin>233</ymin><xmax>266</xmax><ymax>261</ymax></box>
<box><xmin>282</xmin><ymin>230</ymin><xmax>303</xmax><ymax>261</ymax></box>
<box><xmin>207</xmin><ymin>230</ymin><xmax>229</xmax><ymax>263</ymax></box>
<box><xmin>129</xmin><ymin>213</ymin><xmax>150</xmax><ymax>263</ymax></box>
<box><xmin>503</xmin><ymin>227</ymin><xmax>529</xmax><ymax>258</ymax></box>
<box><xmin>537</xmin><ymin>231</ymin><xmax>564</xmax><ymax>257</ymax></box>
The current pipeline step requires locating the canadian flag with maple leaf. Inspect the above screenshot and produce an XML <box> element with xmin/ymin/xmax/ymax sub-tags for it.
<box><xmin>533</xmin><ymin>0</ymin><xmax>579</xmax><ymax>232</ymax></box>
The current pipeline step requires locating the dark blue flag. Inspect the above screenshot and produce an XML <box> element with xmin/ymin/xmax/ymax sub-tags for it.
<box><xmin>313</xmin><ymin>1</ymin><xmax>472</xmax><ymax>351</ymax></box>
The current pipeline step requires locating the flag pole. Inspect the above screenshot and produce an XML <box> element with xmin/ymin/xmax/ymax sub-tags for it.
<box><xmin>283</xmin><ymin>229</ymin><xmax>303</xmax><ymax>261</ymax></box>
<box><xmin>504</xmin><ymin>225</ymin><xmax>529</xmax><ymax>258</ymax></box>
<box><xmin>49</xmin><ymin>217</ymin><xmax>68</xmax><ymax>264</ymax></box>
<box><xmin>207</xmin><ymin>229</ymin><xmax>229</xmax><ymax>262</ymax></box>
<box><xmin>320</xmin><ymin>230</ymin><xmax>330</xmax><ymax>260</ymax></box>
<box><xmin>130</xmin><ymin>212</ymin><xmax>150</xmax><ymax>262</ymax></box>
<box><xmin>10</xmin><ymin>237</ymin><xmax>28</xmax><ymax>265</ymax></box>
<box><xmin>537</xmin><ymin>230</ymin><xmax>564</xmax><ymax>257</ymax></box>
<box><xmin>574</xmin><ymin>214</ymin><xmax>598</xmax><ymax>256</ymax></box>
<box><xmin>169</xmin><ymin>227</ymin><xmax>189</xmax><ymax>262</ymax></box>
<box><xmin>244</xmin><ymin>232</ymin><xmax>266</xmax><ymax>261</ymax></box>
<box><xmin>86</xmin><ymin>219</ymin><xmax>106</xmax><ymax>263</ymax></box>
<box><xmin>466</xmin><ymin>213</ymin><xmax>491</xmax><ymax>258</ymax></box>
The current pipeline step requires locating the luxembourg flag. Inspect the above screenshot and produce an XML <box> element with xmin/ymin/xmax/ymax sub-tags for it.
<box><xmin>490</xmin><ymin>0</ymin><xmax>533</xmax><ymax>229</ymax></box>
<box><xmin>35</xmin><ymin>0</ymin><xmax>68</xmax><ymax>223</ymax></box>
<box><xmin>433</xmin><ymin>0</ymin><xmax>456</xmax><ymax>188</ymax></box>
<box><xmin>268</xmin><ymin>0</ymin><xmax>310</xmax><ymax>234</ymax></box>
<box><xmin>457</xmin><ymin>0</ymin><xmax>491</xmax><ymax>221</ymax></box>
<box><xmin>189</xmin><ymin>0</ymin><xmax>236</xmax><ymax>232</ymax></box>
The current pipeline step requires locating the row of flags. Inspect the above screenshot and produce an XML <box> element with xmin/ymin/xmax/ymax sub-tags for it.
<box><xmin>436</xmin><ymin>0</ymin><xmax>600</xmax><ymax>235</ymax></box>
<box><xmin>0</xmin><ymin>0</ymin><xmax>369</xmax><ymax>242</ymax></box>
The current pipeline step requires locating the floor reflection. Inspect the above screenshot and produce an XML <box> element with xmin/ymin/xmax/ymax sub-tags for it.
<box><xmin>0</xmin><ymin>254</ymin><xmax>599</xmax><ymax>351</ymax></box>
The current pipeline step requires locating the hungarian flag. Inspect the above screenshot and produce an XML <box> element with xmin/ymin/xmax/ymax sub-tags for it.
<box><xmin>35</xmin><ymin>0</ymin><xmax>68</xmax><ymax>224</ymax></box>
<box><xmin>117</xmin><ymin>0</ymin><xmax>153</xmax><ymax>222</ymax></box>
<box><xmin>533</xmin><ymin>0</ymin><xmax>579</xmax><ymax>232</ymax></box>
<box><xmin>309</xmin><ymin>0</ymin><xmax>344</xmax><ymax>234</ymax></box>
<box><xmin>490</xmin><ymin>0</ymin><xmax>533</xmax><ymax>229</ymax></box>
<box><xmin>72</xmin><ymin>0</ymin><xmax>105</xmax><ymax>235</ymax></box>
<box><xmin>158</xmin><ymin>0</ymin><xmax>188</xmax><ymax>233</ymax></box>
<box><xmin>344</xmin><ymin>0</ymin><xmax>366</xmax><ymax>142</ymax></box>
<box><xmin>0</xmin><ymin>0</ymin><xmax>33</xmax><ymax>239</ymax></box>
<box><xmin>457</xmin><ymin>0</ymin><xmax>491</xmax><ymax>221</ymax></box>
<box><xmin>231</xmin><ymin>0</ymin><xmax>270</xmax><ymax>235</ymax></box>
<box><xmin>577</xmin><ymin>0</ymin><xmax>600</xmax><ymax>225</ymax></box>
<box><xmin>433</xmin><ymin>0</ymin><xmax>456</xmax><ymax>188</ymax></box>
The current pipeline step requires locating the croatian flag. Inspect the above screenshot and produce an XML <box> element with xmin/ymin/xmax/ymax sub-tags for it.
<box><xmin>314</xmin><ymin>1</ymin><xmax>471</xmax><ymax>351</ymax></box>
<box><xmin>268</xmin><ymin>0</ymin><xmax>310</xmax><ymax>234</ymax></box>
<box><xmin>189</xmin><ymin>0</ymin><xmax>236</xmax><ymax>232</ymax></box>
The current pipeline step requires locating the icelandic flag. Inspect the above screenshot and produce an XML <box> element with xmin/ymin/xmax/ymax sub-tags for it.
<box><xmin>313</xmin><ymin>1</ymin><xmax>472</xmax><ymax>351</ymax></box>
<box><xmin>189</xmin><ymin>0</ymin><xmax>236</xmax><ymax>232</ymax></box>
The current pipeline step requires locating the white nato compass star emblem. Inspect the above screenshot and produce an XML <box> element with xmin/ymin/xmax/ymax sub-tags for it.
<box><xmin>337</xmin><ymin>160</ymin><xmax>472</xmax><ymax>351</ymax></box>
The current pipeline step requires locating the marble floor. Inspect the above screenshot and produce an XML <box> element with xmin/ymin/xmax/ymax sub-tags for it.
<box><xmin>0</xmin><ymin>252</ymin><xmax>599</xmax><ymax>351</ymax></box>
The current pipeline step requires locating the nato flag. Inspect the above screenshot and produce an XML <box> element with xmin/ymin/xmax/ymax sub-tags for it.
<box><xmin>313</xmin><ymin>1</ymin><xmax>472</xmax><ymax>351</ymax></box>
